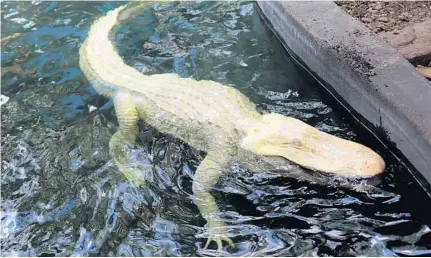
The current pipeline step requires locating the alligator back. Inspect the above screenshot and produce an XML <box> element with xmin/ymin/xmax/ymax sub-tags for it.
<box><xmin>131</xmin><ymin>74</ymin><xmax>261</xmax><ymax>150</ymax></box>
<box><xmin>79</xmin><ymin>3</ymin><xmax>261</xmax><ymax>149</ymax></box>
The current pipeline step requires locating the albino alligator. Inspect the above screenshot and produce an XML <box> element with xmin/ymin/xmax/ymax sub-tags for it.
<box><xmin>79</xmin><ymin>2</ymin><xmax>385</xmax><ymax>253</ymax></box>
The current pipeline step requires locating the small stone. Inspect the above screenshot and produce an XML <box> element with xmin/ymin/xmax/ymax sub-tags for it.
<box><xmin>399</xmin><ymin>12</ymin><xmax>410</xmax><ymax>21</ymax></box>
<box><xmin>399</xmin><ymin>15</ymin><xmax>409</xmax><ymax>21</ymax></box>
<box><xmin>379</xmin><ymin>18</ymin><xmax>431</xmax><ymax>61</ymax></box>
<box><xmin>377</xmin><ymin>16</ymin><xmax>389</xmax><ymax>22</ymax></box>
<box><xmin>361</xmin><ymin>17</ymin><xmax>372</xmax><ymax>23</ymax></box>
<box><xmin>374</xmin><ymin>2</ymin><xmax>382</xmax><ymax>10</ymax></box>
<box><xmin>393</xmin><ymin>30</ymin><xmax>400</xmax><ymax>35</ymax></box>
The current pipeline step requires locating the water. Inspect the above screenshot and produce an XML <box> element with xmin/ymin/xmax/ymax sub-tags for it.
<box><xmin>1</xmin><ymin>1</ymin><xmax>431</xmax><ymax>256</ymax></box>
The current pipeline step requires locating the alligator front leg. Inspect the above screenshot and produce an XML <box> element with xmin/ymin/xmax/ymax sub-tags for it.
<box><xmin>109</xmin><ymin>92</ymin><xmax>144</xmax><ymax>185</ymax></box>
<box><xmin>192</xmin><ymin>154</ymin><xmax>234</xmax><ymax>254</ymax></box>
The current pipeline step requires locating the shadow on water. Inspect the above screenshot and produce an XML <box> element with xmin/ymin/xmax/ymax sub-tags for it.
<box><xmin>1</xmin><ymin>1</ymin><xmax>431</xmax><ymax>256</ymax></box>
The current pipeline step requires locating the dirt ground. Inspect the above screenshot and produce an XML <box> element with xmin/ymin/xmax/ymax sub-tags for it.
<box><xmin>336</xmin><ymin>1</ymin><xmax>431</xmax><ymax>33</ymax></box>
<box><xmin>336</xmin><ymin>1</ymin><xmax>431</xmax><ymax>78</ymax></box>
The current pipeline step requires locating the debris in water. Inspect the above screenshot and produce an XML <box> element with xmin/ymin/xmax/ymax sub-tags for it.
<box><xmin>0</xmin><ymin>95</ymin><xmax>10</xmax><ymax>105</ymax></box>
<box><xmin>88</xmin><ymin>105</ymin><xmax>97</xmax><ymax>113</ymax></box>
<box><xmin>23</xmin><ymin>21</ymin><xmax>35</xmax><ymax>29</ymax></box>
<box><xmin>4</xmin><ymin>10</ymin><xmax>19</xmax><ymax>19</ymax></box>
<box><xmin>63</xmin><ymin>18</ymin><xmax>72</xmax><ymax>25</ymax></box>
<box><xmin>10</xmin><ymin>17</ymin><xmax>27</xmax><ymax>24</ymax></box>
<box><xmin>239</xmin><ymin>60</ymin><xmax>248</xmax><ymax>67</ymax></box>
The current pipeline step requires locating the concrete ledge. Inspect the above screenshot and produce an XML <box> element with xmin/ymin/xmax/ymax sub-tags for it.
<box><xmin>257</xmin><ymin>1</ymin><xmax>431</xmax><ymax>185</ymax></box>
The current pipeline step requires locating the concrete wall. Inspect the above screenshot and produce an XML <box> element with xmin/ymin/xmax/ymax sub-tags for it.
<box><xmin>257</xmin><ymin>1</ymin><xmax>431</xmax><ymax>185</ymax></box>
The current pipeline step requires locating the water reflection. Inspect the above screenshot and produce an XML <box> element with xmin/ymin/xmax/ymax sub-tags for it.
<box><xmin>1</xmin><ymin>1</ymin><xmax>431</xmax><ymax>256</ymax></box>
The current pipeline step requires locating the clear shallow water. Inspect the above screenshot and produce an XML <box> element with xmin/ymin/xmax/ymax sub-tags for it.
<box><xmin>1</xmin><ymin>1</ymin><xmax>431</xmax><ymax>256</ymax></box>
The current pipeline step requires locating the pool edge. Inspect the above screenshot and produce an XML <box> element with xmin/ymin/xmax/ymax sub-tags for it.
<box><xmin>256</xmin><ymin>1</ymin><xmax>431</xmax><ymax>188</ymax></box>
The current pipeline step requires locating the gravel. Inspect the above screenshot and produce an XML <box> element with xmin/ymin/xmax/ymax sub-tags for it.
<box><xmin>336</xmin><ymin>1</ymin><xmax>431</xmax><ymax>33</ymax></box>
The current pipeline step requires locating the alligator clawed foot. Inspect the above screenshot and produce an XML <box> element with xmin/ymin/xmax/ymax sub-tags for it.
<box><xmin>202</xmin><ymin>223</ymin><xmax>234</xmax><ymax>255</ymax></box>
<box><xmin>204</xmin><ymin>235</ymin><xmax>234</xmax><ymax>253</ymax></box>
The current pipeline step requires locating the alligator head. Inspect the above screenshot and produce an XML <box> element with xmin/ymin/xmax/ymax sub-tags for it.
<box><xmin>241</xmin><ymin>113</ymin><xmax>385</xmax><ymax>177</ymax></box>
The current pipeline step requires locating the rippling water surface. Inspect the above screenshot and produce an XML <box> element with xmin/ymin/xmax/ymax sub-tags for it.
<box><xmin>2</xmin><ymin>1</ymin><xmax>431</xmax><ymax>256</ymax></box>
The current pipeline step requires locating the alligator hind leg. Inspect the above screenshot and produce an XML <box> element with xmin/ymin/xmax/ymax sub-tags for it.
<box><xmin>192</xmin><ymin>153</ymin><xmax>234</xmax><ymax>254</ymax></box>
<box><xmin>109</xmin><ymin>92</ymin><xmax>145</xmax><ymax>185</ymax></box>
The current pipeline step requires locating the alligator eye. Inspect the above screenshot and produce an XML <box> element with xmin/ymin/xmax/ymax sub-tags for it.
<box><xmin>293</xmin><ymin>139</ymin><xmax>302</xmax><ymax>148</ymax></box>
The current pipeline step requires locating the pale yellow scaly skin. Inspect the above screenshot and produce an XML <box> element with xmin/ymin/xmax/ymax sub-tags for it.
<box><xmin>79</xmin><ymin>2</ymin><xmax>386</xmax><ymax>253</ymax></box>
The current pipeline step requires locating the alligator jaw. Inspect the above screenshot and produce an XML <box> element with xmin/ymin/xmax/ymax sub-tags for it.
<box><xmin>241</xmin><ymin>113</ymin><xmax>385</xmax><ymax>177</ymax></box>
